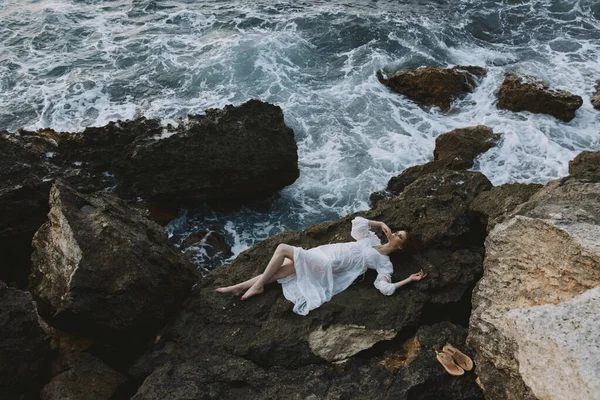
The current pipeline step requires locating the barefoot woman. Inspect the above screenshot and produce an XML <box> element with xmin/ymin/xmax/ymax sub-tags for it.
<box><xmin>216</xmin><ymin>217</ymin><xmax>426</xmax><ymax>315</ymax></box>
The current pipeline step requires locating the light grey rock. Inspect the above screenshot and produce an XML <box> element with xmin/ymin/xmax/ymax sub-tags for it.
<box><xmin>505</xmin><ymin>286</ymin><xmax>600</xmax><ymax>400</ymax></box>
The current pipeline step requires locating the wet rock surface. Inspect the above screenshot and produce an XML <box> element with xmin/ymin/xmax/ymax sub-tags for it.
<box><xmin>384</xmin><ymin>125</ymin><xmax>499</xmax><ymax>197</ymax></box>
<box><xmin>592</xmin><ymin>87</ymin><xmax>600</xmax><ymax>109</ymax></box>
<box><xmin>468</xmin><ymin>178</ymin><xmax>600</xmax><ymax>400</ymax></box>
<box><xmin>130</xmin><ymin>169</ymin><xmax>490</xmax><ymax>398</ymax></box>
<box><xmin>0</xmin><ymin>281</ymin><xmax>51</xmax><ymax>400</ymax></box>
<box><xmin>497</xmin><ymin>73</ymin><xmax>583</xmax><ymax>122</ymax></box>
<box><xmin>29</xmin><ymin>182</ymin><xmax>199</xmax><ymax>354</ymax></box>
<box><xmin>378</xmin><ymin>65</ymin><xmax>486</xmax><ymax>111</ymax></box>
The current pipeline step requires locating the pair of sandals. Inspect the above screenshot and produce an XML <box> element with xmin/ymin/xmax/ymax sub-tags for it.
<box><xmin>435</xmin><ymin>343</ymin><xmax>473</xmax><ymax>376</ymax></box>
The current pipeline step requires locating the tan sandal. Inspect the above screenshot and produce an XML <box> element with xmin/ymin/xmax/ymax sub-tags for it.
<box><xmin>443</xmin><ymin>343</ymin><xmax>473</xmax><ymax>371</ymax></box>
<box><xmin>435</xmin><ymin>350</ymin><xmax>464</xmax><ymax>376</ymax></box>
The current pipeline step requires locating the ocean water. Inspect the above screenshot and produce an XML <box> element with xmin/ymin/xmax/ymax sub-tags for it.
<box><xmin>2</xmin><ymin>0</ymin><xmax>599</xmax><ymax>272</ymax></box>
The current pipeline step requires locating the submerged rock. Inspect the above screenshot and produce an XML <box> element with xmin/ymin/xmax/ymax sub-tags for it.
<box><xmin>30</xmin><ymin>182</ymin><xmax>199</xmax><ymax>353</ymax></box>
<box><xmin>130</xmin><ymin>169</ymin><xmax>490</xmax><ymax>398</ymax></box>
<box><xmin>591</xmin><ymin>87</ymin><xmax>600</xmax><ymax>109</ymax></box>
<box><xmin>378</xmin><ymin>65</ymin><xmax>486</xmax><ymax>111</ymax></box>
<box><xmin>384</xmin><ymin>125</ymin><xmax>499</xmax><ymax>197</ymax></box>
<box><xmin>468</xmin><ymin>177</ymin><xmax>600</xmax><ymax>400</ymax></box>
<box><xmin>0</xmin><ymin>281</ymin><xmax>51</xmax><ymax>399</ymax></box>
<box><xmin>497</xmin><ymin>73</ymin><xmax>583</xmax><ymax>122</ymax></box>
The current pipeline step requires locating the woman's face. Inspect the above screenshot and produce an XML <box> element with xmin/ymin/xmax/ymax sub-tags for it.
<box><xmin>389</xmin><ymin>230</ymin><xmax>408</xmax><ymax>249</ymax></box>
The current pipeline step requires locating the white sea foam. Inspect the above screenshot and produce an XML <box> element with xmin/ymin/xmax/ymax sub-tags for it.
<box><xmin>2</xmin><ymin>0</ymin><xmax>600</xmax><ymax>269</ymax></box>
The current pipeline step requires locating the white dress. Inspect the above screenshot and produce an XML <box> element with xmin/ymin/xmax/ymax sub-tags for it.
<box><xmin>278</xmin><ymin>217</ymin><xmax>397</xmax><ymax>316</ymax></box>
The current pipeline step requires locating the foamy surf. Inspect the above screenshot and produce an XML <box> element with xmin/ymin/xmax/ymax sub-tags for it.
<box><xmin>1</xmin><ymin>0</ymin><xmax>599</xmax><ymax>271</ymax></box>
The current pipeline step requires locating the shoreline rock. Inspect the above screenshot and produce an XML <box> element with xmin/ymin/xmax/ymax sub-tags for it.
<box><xmin>378</xmin><ymin>65</ymin><xmax>486</xmax><ymax>111</ymax></box>
<box><xmin>497</xmin><ymin>73</ymin><xmax>583</xmax><ymax>122</ymax></box>
<box><xmin>30</xmin><ymin>182</ymin><xmax>199</xmax><ymax>353</ymax></box>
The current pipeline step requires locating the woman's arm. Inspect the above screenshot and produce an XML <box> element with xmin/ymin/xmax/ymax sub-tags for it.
<box><xmin>393</xmin><ymin>270</ymin><xmax>426</xmax><ymax>289</ymax></box>
<box><xmin>367</xmin><ymin>220</ymin><xmax>391</xmax><ymax>235</ymax></box>
<box><xmin>375</xmin><ymin>270</ymin><xmax>427</xmax><ymax>295</ymax></box>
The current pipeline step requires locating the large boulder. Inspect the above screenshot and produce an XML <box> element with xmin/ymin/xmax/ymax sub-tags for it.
<box><xmin>568</xmin><ymin>150</ymin><xmax>600</xmax><ymax>181</ymax></box>
<box><xmin>41</xmin><ymin>351</ymin><xmax>128</xmax><ymax>400</ymax></box>
<box><xmin>0</xmin><ymin>281</ymin><xmax>51</xmax><ymax>399</ymax></box>
<box><xmin>130</xmin><ymin>169</ymin><xmax>491</xmax><ymax>398</ymax></box>
<box><xmin>497</xmin><ymin>73</ymin><xmax>583</xmax><ymax>122</ymax></box>
<box><xmin>504</xmin><ymin>286</ymin><xmax>600</xmax><ymax>400</ymax></box>
<box><xmin>1</xmin><ymin>100</ymin><xmax>297</xmax><ymax>288</ymax></box>
<box><xmin>29</xmin><ymin>182</ymin><xmax>200</xmax><ymax>353</ymax></box>
<box><xmin>384</xmin><ymin>126</ymin><xmax>499</xmax><ymax>196</ymax></box>
<box><xmin>115</xmin><ymin>100</ymin><xmax>299</xmax><ymax>207</ymax></box>
<box><xmin>468</xmin><ymin>178</ymin><xmax>600</xmax><ymax>400</ymax></box>
<box><xmin>377</xmin><ymin>66</ymin><xmax>486</xmax><ymax>112</ymax></box>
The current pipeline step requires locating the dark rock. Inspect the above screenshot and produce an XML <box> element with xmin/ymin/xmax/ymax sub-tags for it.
<box><xmin>0</xmin><ymin>132</ymin><xmax>55</xmax><ymax>287</ymax></box>
<box><xmin>130</xmin><ymin>169</ymin><xmax>491</xmax><ymax>398</ymax></box>
<box><xmin>378</xmin><ymin>66</ymin><xmax>486</xmax><ymax>111</ymax></box>
<box><xmin>1</xmin><ymin>100</ymin><xmax>297</xmax><ymax>288</ymax></box>
<box><xmin>115</xmin><ymin>100</ymin><xmax>299</xmax><ymax>208</ymax></box>
<box><xmin>369</xmin><ymin>190</ymin><xmax>394</xmax><ymax>208</ymax></box>
<box><xmin>470</xmin><ymin>183</ymin><xmax>543</xmax><ymax>232</ymax></box>
<box><xmin>591</xmin><ymin>87</ymin><xmax>600</xmax><ymax>110</ymax></box>
<box><xmin>41</xmin><ymin>351</ymin><xmax>128</xmax><ymax>400</ymax></box>
<box><xmin>497</xmin><ymin>73</ymin><xmax>583</xmax><ymax>122</ymax></box>
<box><xmin>386</xmin><ymin>126</ymin><xmax>499</xmax><ymax>196</ymax></box>
<box><xmin>29</xmin><ymin>182</ymin><xmax>199</xmax><ymax>355</ymax></box>
<box><xmin>433</xmin><ymin>125</ymin><xmax>499</xmax><ymax>169</ymax></box>
<box><xmin>568</xmin><ymin>150</ymin><xmax>600</xmax><ymax>181</ymax></box>
<box><xmin>0</xmin><ymin>281</ymin><xmax>51</xmax><ymax>399</ymax></box>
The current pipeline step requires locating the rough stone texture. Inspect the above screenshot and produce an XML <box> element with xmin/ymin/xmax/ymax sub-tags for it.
<box><xmin>41</xmin><ymin>351</ymin><xmax>128</xmax><ymax>400</ymax></box>
<box><xmin>0</xmin><ymin>281</ymin><xmax>51</xmax><ymax>399</ymax></box>
<box><xmin>130</xmin><ymin>170</ymin><xmax>490</xmax><ymax>398</ymax></box>
<box><xmin>29</xmin><ymin>182</ymin><xmax>200</xmax><ymax>351</ymax></box>
<box><xmin>468</xmin><ymin>178</ymin><xmax>600</xmax><ymax>400</ymax></box>
<box><xmin>115</xmin><ymin>100</ymin><xmax>299</xmax><ymax>207</ymax></box>
<box><xmin>591</xmin><ymin>87</ymin><xmax>600</xmax><ymax>110</ymax></box>
<box><xmin>569</xmin><ymin>150</ymin><xmax>600</xmax><ymax>182</ymax></box>
<box><xmin>378</xmin><ymin>65</ymin><xmax>487</xmax><ymax>111</ymax></box>
<box><xmin>384</xmin><ymin>126</ymin><xmax>499</xmax><ymax>197</ymax></box>
<box><xmin>0</xmin><ymin>100</ymin><xmax>298</xmax><ymax>288</ymax></box>
<box><xmin>504</xmin><ymin>286</ymin><xmax>600</xmax><ymax>400</ymax></box>
<box><xmin>132</xmin><ymin>322</ymin><xmax>482</xmax><ymax>400</ymax></box>
<box><xmin>497</xmin><ymin>73</ymin><xmax>583</xmax><ymax>122</ymax></box>
<box><xmin>470</xmin><ymin>183</ymin><xmax>543</xmax><ymax>232</ymax></box>
<box><xmin>308</xmin><ymin>325</ymin><xmax>396</xmax><ymax>362</ymax></box>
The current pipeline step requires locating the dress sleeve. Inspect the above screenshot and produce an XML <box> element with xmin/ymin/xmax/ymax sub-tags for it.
<box><xmin>374</xmin><ymin>258</ymin><xmax>395</xmax><ymax>296</ymax></box>
<box><xmin>350</xmin><ymin>217</ymin><xmax>370</xmax><ymax>240</ymax></box>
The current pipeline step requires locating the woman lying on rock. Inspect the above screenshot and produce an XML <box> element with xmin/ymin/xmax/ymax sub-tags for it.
<box><xmin>216</xmin><ymin>217</ymin><xmax>426</xmax><ymax>315</ymax></box>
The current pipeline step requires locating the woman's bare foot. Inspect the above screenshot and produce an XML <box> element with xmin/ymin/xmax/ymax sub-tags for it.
<box><xmin>241</xmin><ymin>284</ymin><xmax>264</xmax><ymax>300</ymax></box>
<box><xmin>215</xmin><ymin>285</ymin><xmax>244</xmax><ymax>296</ymax></box>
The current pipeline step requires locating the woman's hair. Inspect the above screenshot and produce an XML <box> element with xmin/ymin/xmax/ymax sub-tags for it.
<box><xmin>399</xmin><ymin>229</ymin><xmax>419</xmax><ymax>255</ymax></box>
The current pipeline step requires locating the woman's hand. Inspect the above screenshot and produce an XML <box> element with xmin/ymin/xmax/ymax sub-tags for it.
<box><xmin>409</xmin><ymin>270</ymin><xmax>427</xmax><ymax>282</ymax></box>
<box><xmin>380</xmin><ymin>223</ymin><xmax>391</xmax><ymax>236</ymax></box>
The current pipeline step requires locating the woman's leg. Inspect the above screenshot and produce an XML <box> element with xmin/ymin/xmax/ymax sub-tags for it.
<box><xmin>241</xmin><ymin>244</ymin><xmax>295</xmax><ymax>300</ymax></box>
<box><xmin>216</xmin><ymin>250</ymin><xmax>295</xmax><ymax>296</ymax></box>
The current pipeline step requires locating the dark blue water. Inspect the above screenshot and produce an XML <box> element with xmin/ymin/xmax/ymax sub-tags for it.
<box><xmin>1</xmin><ymin>0</ymin><xmax>599</xmax><ymax>272</ymax></box>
